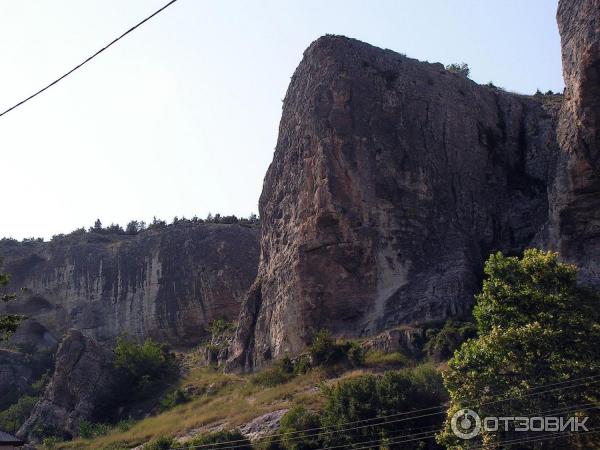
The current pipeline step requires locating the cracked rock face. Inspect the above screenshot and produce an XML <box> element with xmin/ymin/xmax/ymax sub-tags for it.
<box><xmin>228</xmin><ymin>0</ymin><xmax>599</xmax><ymax>371</ymax></box>
<box><xmin>549</xmin><ymin>0</ymin><xmax>600</xmax><ymax>284</ymax></box>
<box><xmin>17</xmin><ymin>330</ymin><xmax>118</xmax><ymax>440</ymax></box>
<box><xmin>0</xmin><ymin>223</ymin><xmax>259</xmax><ymax>349</ymax></box>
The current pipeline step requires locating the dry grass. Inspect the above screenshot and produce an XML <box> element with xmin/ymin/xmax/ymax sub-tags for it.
<box><xmin>52</xmin><ymin>350</ymin><xmax>414</xmax><ymax>450</ymax></box>
<box><xmin>55</xmin><ymin>367</ymin><xmax>327</xmax><ymax>450</ymax></box>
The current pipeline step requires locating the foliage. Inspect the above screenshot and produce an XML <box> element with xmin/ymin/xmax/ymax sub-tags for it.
<box><xmin>159</xmin><ymin>388</ymin><xmax>189</xmax><ymax>412</ymax></box>
<box><xmin>184</xmin><ymin>430</ymin><xmax>251</xmax><ymax>449</ymax></box>
<box><xmin>363</xmin><ymin>350</ymin><xmax>409</xmax><ymax>368</ymax></box>
<box><xmin>438</xmin><ymin>249</ymin><xmax>600</xmax><ymax>449</ymax></box>
<box><xmin>0</xmin><ymin>257</ymin><xmax>25</xmax><ymax>340</ymax></box>
<box><xmin>113</xmin><ymin>336</ymin><xmax>178</xmax><ymax>401</ymax></box>
<box><xmin>423</xmin><ymin>320</ymin><xmax>477</xmax><ymax>361</ymax></box>
<box><xmin>279</xmin><ymin>406</ymin><xmax>322</xmax><ymax>450</ymax></box>
<box><xmin>445</xmin><ymin>62</ymin><xmax>470</xmax><ymax>77</ymax></box>
<box><xmin>78</xmin><ymin>420</ymin><xmax>111</xmax><ymax>439</ymax></box>
<box><xmin>0</xmin><ymin>395</ymin><xmax>39</xmax><ymax>434</ymax></box>
<box><xmin>307</xmin><ymin>330</ymin><xmax>365</xmax><ymax>368</ymax></box>
<box><xmin>209</xmin><ymin>318</ymin><xmax>234</xmax><ymax>339</ymax></box>
<box><xmin>145</xmin><ymin>436</ymin><xmax>175</xmax><ymax>450</ymax></box>
<box><xmin>320</xmin><ymin>366</ymin><xmax>447</xmax><ymax>449</ymax></box>
<box><xmin>251</xmin><ymin>355</ymin><xmax>296</xmax><ymax>387</ymax></box>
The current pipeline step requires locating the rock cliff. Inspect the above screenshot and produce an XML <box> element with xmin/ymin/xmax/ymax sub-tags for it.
<box><xmin>18</xmin><ymin>330</ymin><xmax>118</xmax><ymax>440</ymax></box>
<box><xmin>228</xmin><ymin>0</ymin><xmax>599</xmax><ymax>371</ymax></box>
<box><xmin>549</xmin><ymin>0</ymin><xmax>600</xmax><ymax>284</ymax></box>
<box><xmin>0</xmin><ymin>223</ymin><xmax>259</xmax><ymax>349</ymax></box>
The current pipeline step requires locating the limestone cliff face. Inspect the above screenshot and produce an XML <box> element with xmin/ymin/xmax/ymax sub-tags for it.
<box><xmin>229</xmin><ymin>0</ymin><xmax>600</xmax><ymax>371</ymax></box>
<box><xmin>227</xmin><ymin>36</ymin><xmax>562</xmax><ymax>370</ymax></box>
<box><xmin>549</xmin><ymin>0</ymin><xmax>600</xmax><ymax>284</ymax></box>
<box><xmin>0</xmin><ymin>223</ymin><xmax>259</xmax><ymax>349</ymax></box>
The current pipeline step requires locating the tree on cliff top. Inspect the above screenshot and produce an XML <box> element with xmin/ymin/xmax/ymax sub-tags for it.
<box><xmin>438</xmin><ymin>249</ymin><xmax>600</xmax><ymax>449</ymax></box>
<box><xmin>0</xmin><ymin>258</ymin><xmax>25</xmax><ymax>340</ymax></box>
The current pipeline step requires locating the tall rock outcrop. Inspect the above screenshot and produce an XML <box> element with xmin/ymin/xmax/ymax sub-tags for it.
<box><xmin>0</xmin><ymin>223</ymin><xmax>259</xmax><ymax>349</ymax></box>
<box><xmin>549</xmin><ymin>0</ymin><xmax>600</xmax><ymax>284</ymax></box>
<box><xmin>18</xmin><ymin>330</ymin><xmax>118</xmax><ymax>440</ymax></box>
<box><xmin>229</xmin><ymin>0</ymin><xmax>599</xmax><ymax>371</ymax></box>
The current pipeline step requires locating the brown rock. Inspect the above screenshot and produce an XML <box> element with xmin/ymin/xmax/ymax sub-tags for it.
<box><xmin>17</xmin><ymin>330</ymin><xmax>118</xmax><ymax>440</ymax></box>
<box><xmin>549</xmin><ymin>0</ymin><xmax>600</xmax><ymax>284</ymax></box>
<box><xmin>227</xmin><ymin>34</ymin><xmax>561</xmax><ymax>371</ymax></box>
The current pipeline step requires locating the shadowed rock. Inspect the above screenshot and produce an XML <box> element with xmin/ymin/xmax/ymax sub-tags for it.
<box><xmin>17</xmin><ymin>330</ymin><xmax>118</xmax><ymax>440</ymax></box>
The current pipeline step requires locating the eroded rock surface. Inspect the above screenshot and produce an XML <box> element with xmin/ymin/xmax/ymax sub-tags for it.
<box><xmin>549</xmin><ymin>0</ymin><xmax>600</xmax><ymax>284</ymax></box>
<box><xmin>0</xmin><ymin>223</ymin><xmax>259</xmax><ymax>349</ymax></box>
<box><xmin>227</xmin><ymin>35</ymin><xmax>561</xmax><ymax>370</ymax></box>
<box><xmin>18</xmin><ymin>330</ymin><xmax>118</xmax><ymax>440</ymax></box>
<box><xmin>229</xmin><ymin>0</ymin><xmax>599</xmax><ymax>371</ymax></box>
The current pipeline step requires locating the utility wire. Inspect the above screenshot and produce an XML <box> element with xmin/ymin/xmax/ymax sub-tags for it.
<box><xmin>0</xmin><ymin>0</ymin><xmax>179</xmax><ymax>118</ymax></box>
<box><xmin>174</xmin><ymin>374</ymin><xmax>600</xmax><ymax>450</ymax></box>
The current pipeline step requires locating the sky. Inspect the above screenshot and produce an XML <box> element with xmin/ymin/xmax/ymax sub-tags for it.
<box><xmin>0</xmin><ymin>0</ymin><xmax>563</xmax><ymax>240</ymax></box>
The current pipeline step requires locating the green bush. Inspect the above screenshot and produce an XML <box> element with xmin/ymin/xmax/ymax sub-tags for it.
<box><xmin>78</xmin><ymin>420</ymin><xmax>111</xmax><ymax>439</ymax></box>
<box><xmin>307</xmin><ymin>330</ymin><xmax>364</xmax><ymax>368</ymax></box>
<box><xmin>159</xmin><ymin>389</ymin><xmax>189</xmax><ymax>412</ymax></box>
<box><xmin>320</xmin><ymin>366</ymin><xmax>447</xmax><ymax>449</ymax></box>
<box><xmin>0</xmin><ymin>395</ymin><xmax>39</xmax><ymax>433</ymax></box>
<box><xmin>423</xmin><ymin>320</ymin><xmax>477</xmax><ymax>360</ymax></box>
<box><xmin>185</xmin><ymin>430</ymin><xmax>251</xmax><ymax>449</ymax></box>
<box><xmin>445</xmin><ymin>62</ymin><xmax>470</xmax><ymax>77</ymax></box>
<box><xmin>113</xmin><ymin>336</ymin><xmax>178</xmax><ymax>401</ymax></box>
<box><xmin>279</xmin><ymin>406</ymin><xmax>322</xmax><ymax>450</ymax></box>
<box><xmin>252</xmin><ymin>355</ymin><xmax>295</xmax><ymax>387</ymax></box>
<box><xmin>145</xmin><ymin>436</ymin><xmax>175</xmax><ymax>450</ymax></box>
<box><xmin>209</xmin><ymin>318</ymin><xmax>234</xmax><ymax>339</ymax></box>
<box><xmin>116</xmin><ymin>418</ymin><xmax>136</xmax><ymax>432</ymax></box>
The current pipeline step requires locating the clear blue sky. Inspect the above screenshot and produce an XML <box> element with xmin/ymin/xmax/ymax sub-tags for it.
<box><xmin>0</xmin><ymin>0</ymin><xmax>563</xmax><ymax>240</ymax></box>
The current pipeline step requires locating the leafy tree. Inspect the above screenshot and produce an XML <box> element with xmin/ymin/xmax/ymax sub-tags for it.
<box><xmin>321</xmin><ymin>366</ymin><xmax>447</xmax><ymax>449</ymax></box>
<box><xmin>438</xmin><ymin>249</ymin><xmax>600</xmax><ymax>449</ymax></box>
<box><xmin>0</xmin><ymin>258</ymin><xmax>24</xmax><ymax>340</ymax></box>
<box><xmin>113</xmin><ymin>336</ymin><xmax>178</xmax><ymax>401</ymax></box>
<box><xmin>424</xmin><ymin>320</ymin><xmax>477</xmax><ymax>361</ymax></box>
<box><xmin>90</xmin><ymin>219</ymin><xmax>103</xmax><ymax>232</ymax></box>
<box><xmin>446</xmin><ymin>62</ymin><xmax>470</xmax><ymax>77</ymax></box>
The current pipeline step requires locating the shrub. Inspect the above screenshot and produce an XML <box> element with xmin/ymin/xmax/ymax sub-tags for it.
<box><xmin>423</xmin><ymin>320</ymin><xmax>477</xmax><ymax>360</ymax></box>
<box><xmin>307</xmin><ymin>330</ymin><xmax>364</xmax><ymax>368</ymax></box>
<box><xmin>185</xmin><ymin>430</ymin><xmax>251</xmax><ymax>449</ymax></box>
<box><xmin>445</xmin><ymin>62</ymin><xmax>470</xmax><ymax>77</ymax></box>
<box><xmin>113</xmin><ymin>336</ymin><xmax>178</xmax><ymax>401</ymax></box>
<box><xmin>252</xmin><ymin>355</ymin><xmax>295</xmax><ymax>387</ymax></box>
<box><xmin>145</xmin><ymin>436</ymin><xmax>175</xmax><ymax>450</ymax></box>
<box><xmin>0</xmin><ymin>395</ymin><xmax>39</xmax><ymax>433</ymax></box>
<box><xmin>116</xmin><ymin>418</ymin><xmax>136</xmax><ymax>432</ymax></box>
<box><xmin>78</xmin><ymin>420</ymin><xmax>111</xmax><ymax>439</ymax></box>
<box><xmin>159</xmin><ymin>389</ymin><xmax>189</xmax><ymax>412</ymax></box>
<box><xmin>279</xmin><ymin>406</ymin><xmax>322</xmax><ymax>450</ymax></box>
<box><xmin>320</xmin><ymin>366</ymin><xmax>447</xmax><ymax>449</ymax></box>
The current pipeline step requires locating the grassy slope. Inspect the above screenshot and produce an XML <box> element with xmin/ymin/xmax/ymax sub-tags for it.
<box><xmin>56</xmin><ymin>363</ymin><xmax>394</xmax><ymax>450</ymax></box>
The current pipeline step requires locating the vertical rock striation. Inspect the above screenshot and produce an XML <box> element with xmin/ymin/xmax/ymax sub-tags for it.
<box><xmin>0</xmin><ymin>223</ymin><xmax>259</xmax><ymax>349</ymax></box>
<box><xmin>550</xmin><ymin>0</ymin><xmax>600</xmax><ymax>284</ymax></box>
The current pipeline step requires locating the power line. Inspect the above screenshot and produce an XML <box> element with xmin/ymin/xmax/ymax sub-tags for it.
<box><xmin>0</xmin><ymin>0</ymin><xmax>179</xmax><ymax>118</ymax></box>
<box><xmin>174</xmin><ymin>374</ymin><xmax>600</xmax><ymax>449</ymax></box>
